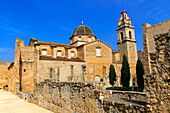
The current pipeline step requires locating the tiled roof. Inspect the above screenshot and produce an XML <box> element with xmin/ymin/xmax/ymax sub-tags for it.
<box><xmin>36</xmin><ymin>41</ymin><xmax>77</xmax><ymax>48</ymax></box>
<box><xmin>40</xmin><ymin>56</ymin><xmax>85</xmax><ymax>62</ymax></box>
<box><xmin>112</xmin><ymin>50</ymin><xmax>119</xmax><ymax>53</ymax></box>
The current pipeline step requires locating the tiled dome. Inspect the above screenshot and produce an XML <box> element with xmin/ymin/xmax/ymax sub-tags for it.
<box><xmin>72</xmin><ymin>25</ymin><xmax>94</xmax><ymax>36</ymax></box>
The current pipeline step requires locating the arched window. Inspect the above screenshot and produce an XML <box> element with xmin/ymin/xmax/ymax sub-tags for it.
<box><xmin>78</xmin><ymin>36</ymin><xmax>81</xmax><ymax>41</ymax></box>
<box><xmin>121</xmin><ymin>32</ymin><xmax>123</xmax><ymax>41</ymax></box>
<box><xmin>88</xmin><ymin>37</ymin><xmax>91</xmax><ymax>42</ymax></box>
<box><xmin>57</xmin><ymin>50</ymin><xmax>62</xmax><ymax>56</ymax></box>
<box><xmin>71</xmin><ymin>51</ymin><xmax>75</xmax><ymax>57</ymax></box>
<box><xmin>129</xmin><ymin>31</ymin><xmax>132</xmax><ymax>39</ymax></box>
<box><xmin>94</xmin><ymin>75</ymin><xmax>100</xmax><ymax>82</ymax></box>
<box><xmin>42</xmin><ymin>48</ymin><xmax>47</xmax><ymax>55</ymax></box>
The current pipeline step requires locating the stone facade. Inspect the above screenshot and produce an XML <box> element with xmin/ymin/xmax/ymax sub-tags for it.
<box><xmin>139</xmin><ymin>20</ymin><xmax>170</xmax><ymax>74</ymax></box>
<box><xmin>0</xmin><ymin>61</ymin><xmax>10</xmax><ymax>89</ymax></box>
<box><xmin>144</xmin><ymin>31</ymin><xmax>170</xmax><ymax>112</ymax></box>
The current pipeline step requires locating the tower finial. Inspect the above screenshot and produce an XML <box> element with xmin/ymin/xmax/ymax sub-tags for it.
<box><xmin>82</xmin><ymin>21</ymin><xmax>83</xmax><ymax>25</ymax></box>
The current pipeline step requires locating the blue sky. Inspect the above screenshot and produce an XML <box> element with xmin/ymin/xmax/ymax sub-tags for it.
<box><xmin>0</xmin><ymin>0</ymin><xmax>169</xmax><ymax>62</ymax></box>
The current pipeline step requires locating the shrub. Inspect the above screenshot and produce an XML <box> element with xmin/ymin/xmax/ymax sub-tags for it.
<box><xmin>136</xmin><ymin>58</ymin><xmax>144</xmax><ymax>90</ymax></box>
<box><xmin>109</xmin><ymin>64</ymin><xmax>116</xmax><ymax>87</ymax></box>
<box><xmin>121</xmin><ymin>55</ymin><xmax>130</xmax><ymax>87</ymax></box>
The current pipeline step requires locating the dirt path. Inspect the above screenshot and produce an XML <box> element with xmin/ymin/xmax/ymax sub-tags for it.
<box><xmin>0</xmin><ymin>90</ymin><xmax>53</xmax><ymax>113</ymax></box>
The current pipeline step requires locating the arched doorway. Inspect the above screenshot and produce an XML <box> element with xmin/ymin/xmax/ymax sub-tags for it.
<box><xmin>94</xmin><ymin>75</ymin><xmax>100</xmax><ymax>82</ymax></box>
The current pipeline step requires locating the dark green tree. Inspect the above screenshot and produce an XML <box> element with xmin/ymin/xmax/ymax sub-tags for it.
<box><xmin>109</xmin><ymin>64</ymin><xmax>116</xmax><ymax>87</ymax></box>
<box><xmin>136</xmin><ymin>58</ymin><xmax>144</xmax><ymax>89</ymax></box>
<box><xmin>121</xmin><ymin>55</ymin><xmax>131</xmax><ymax>87</ymax></box>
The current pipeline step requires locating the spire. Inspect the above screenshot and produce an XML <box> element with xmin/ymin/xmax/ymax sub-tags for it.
<box><xmin>82</xmin><ymin>21</ymin><xmax>84</xmax><ymax>25</ymax></box>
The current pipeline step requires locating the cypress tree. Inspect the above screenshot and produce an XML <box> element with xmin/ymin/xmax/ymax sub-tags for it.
<box><xmin>136</xmin><ymin>58</ymin><xmax>144</xmax><ymax>89</ymax></box>
<box><xmin>121</xmin><ymin>55</ymin><xmax>130</xmax><ymax>87</ymax></box>
<box><xmin>109</xmin><ymin>64</ymin><xmax>116</xmax><ymax>87</ymax></box>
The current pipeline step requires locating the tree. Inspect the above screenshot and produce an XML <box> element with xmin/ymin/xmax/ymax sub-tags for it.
<box><xmin>136</xmin><ymin>58</ymin><xmax>144</xmax><ymax>89</ymax></box>
<box><xmin>121</xmin><ymin>55</ymin><xmax>131</xmax><ymax>87</ymax></box>
<box><xmin>109</xmin><ymin>64</ymin><xmax>116</xmax><ymax>87</ymax></box>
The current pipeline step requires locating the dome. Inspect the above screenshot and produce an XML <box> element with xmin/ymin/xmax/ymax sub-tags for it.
<box><xmin>72</xmin><ymin>24</ymin><xmax>94</xmax><ymax>36</ymax></box>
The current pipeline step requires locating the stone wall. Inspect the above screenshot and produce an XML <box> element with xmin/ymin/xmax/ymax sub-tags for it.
<box><xmin>144</xmin><ymin>31</ymin><xmax>170</xmax><ymax>112</ymax></box>
<box><xmin>26</xmin><ymin>80</ymin><xmax>152</xmax><ymax>113</ymax></box>
<box><xmin>138</xmin><ymin>50</ymin><xmax>147</xmax><ymax>74</ymax></box>
<box><xmin>0</xmin><ymin>61</ymin><xmax>11</xmax><ymax>89</ymax></box>
<box><xmin>27</xmin><ymin>80</ymin><xmax>104</xmax><ymax>113</ymax></box>
<box><xmin>37</xmin><ymin>60</ymin><xmax>85</xmax><ymax>83</ymax></box>
<box><xmin>142</xmin><ymin>20</ymin><xmax>170</xmax><ymax>74</ymax></box>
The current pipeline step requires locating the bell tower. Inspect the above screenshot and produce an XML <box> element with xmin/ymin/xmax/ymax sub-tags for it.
<box><xmin>117</xmin><ymin>10</ymin><xmax>137</xmax><ymax>77</ymax></box>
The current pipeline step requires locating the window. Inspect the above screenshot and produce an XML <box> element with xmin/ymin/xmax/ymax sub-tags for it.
<box><xmin>88</xmin><ymin>37</ymin><xmax>91</xmax><ymax>42</ymax></box>
<box><xmin>103</xmin><ymin>66</ymin><xmax>107</xmax><ymax>76</ymax></box>
<box><xmin>94</xmin><ymin>75</ymin><xmax>100</xmax><ymax>82</ymax></box>
<box><xmin>71</xmin><ymin>51</ymin><xmax>74</xmax><ymax>57</ymax></box>
<box><xmin>57</xmin><ymin>50</ymin><xmax>62</xmax><ymax>56</ymax></box>
<box><xmin>42</xmin><ymin>49</ymin><xmax>47</xmax><ymax>55</ymax></box>
<box><xmin>129</xmin><ymin>31</ymin><xmax>132</xmax><ymax>39</ymax></box>
<box><xmin>24</xmin><ymin>69</ymin><xmax>26</xmax><ymax>72</ymax></box>
<box><xmin>78</xmin><ymin>36</ymin><xmax>81</xmax><ymax>41</ymax></box>
<box><xmin>121</xmin><ymin>32</ymin><xmax>123</xmax><ymax>41</ymax></box>
<box><xmin>96</xmin><ymin>48</ymin><xmax>101</xmax><ymax>56</ymax></box>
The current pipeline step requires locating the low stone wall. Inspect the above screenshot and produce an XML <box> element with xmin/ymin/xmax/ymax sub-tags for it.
<box><xmin>26</xmin><ymin>79</ymin><xmax>152</xmax><ymax>113</ymax></box>
<box><xmin>103</xmin><ymin>100</ymin><xmax>151</xmax><ymax>113</ymax></box>
<box><xmin>27</xmin><ymin>80</ymin><xmax>104</xmax><ymax>113</ymax></box>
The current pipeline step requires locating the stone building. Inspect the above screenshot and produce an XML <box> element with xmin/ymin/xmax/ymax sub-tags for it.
<box><xmin>0</xmin><ymin>61</ymin><xmax>10</xmax><ymax>89</ymax></box>
<box><xmin>8</xmin><ymin>11</ymin><xmax>138</xmax><ymax>93</ymax></box>
<box><xmin>138</xmin><ymin>19</ymin><xmax>170</xmax><ymax>74</ymax></box>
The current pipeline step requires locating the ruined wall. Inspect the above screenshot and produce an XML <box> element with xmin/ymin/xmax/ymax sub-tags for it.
<box><xmin>14</xmin><ymin>38</ymin><xmax>35</xmax><ymax>93</ymax></box>
<box><xmin>138</xmin><ymin>50</ymin><xmax>147</xmax><ymax>74</ymax></box>
<box><xmin>28</xmin><ymin>80</ymin><xmax>104</xmax><ymax>113</ymax></box>
<box><xmin>144</xmin><ymin>31</ymin><xmax>170</xmax><ymax>112</ymax></box>
<box><xmin>8</xmin><ymin>62</ymin><xmax>15</xmax><ymax>92</ymax></box>
<box><xmin>37</xmin><ymin>60</ymin><xmax>85</xmax><ymax>83</ymax></box>
<box><xmin>142</xmin><ymin>20</ymin><xmax>170</xmax><ymax>74</ymax></box>
<box><xmin>27</xmin><ymin>80</ymin><xmax>152</xmax><ymax>113</ymax></box>
<box><xmin>0</xmin><ymin>61</ymin><xmax>11</xmax><ymax>89</ymax></box>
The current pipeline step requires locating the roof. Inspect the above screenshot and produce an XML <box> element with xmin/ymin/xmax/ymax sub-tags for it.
<box><xmin>40</xmin><ymin>56</ymin><xmax>85</xmax><ymax>62</ymax></box>
<box><xmin>77</xmin><ymin>39</ymin><xmax>112</xmax><ymax>49</ymax></box>
<box><xmin>72</xmin><ymin>25</ymin><xmax>94</xmax><ymax>36</ymax></box>
<box><xmin>36</xmin><ymin>41</ymin><xmax>77</xmax><ymax>48</ymax></box>
<box><xmin>112</xmin><ymin>50</ymin><xmax>119</xmax><ymax>53</ymax></box>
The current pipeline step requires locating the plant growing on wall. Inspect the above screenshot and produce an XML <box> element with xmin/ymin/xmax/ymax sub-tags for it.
<box><xmin>136</xmin><ymin>58</ymin><xmax>144</xmax><ymax>90</ymax></box>
<box><xmin>109</xmin><ymin>64</ymin><xmax>116</xmax><ymax>87</ymax></box>
<box><xmin>121</xmin><ymin>55</ymin><xmax>130</xmax><ymax>87</ymax></box>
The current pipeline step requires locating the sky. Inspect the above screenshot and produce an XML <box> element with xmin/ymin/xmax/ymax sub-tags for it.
<box><xmin>0</xmin><ymin>0</ymin><xmax>169</xmax><ymax>62</ymax></box>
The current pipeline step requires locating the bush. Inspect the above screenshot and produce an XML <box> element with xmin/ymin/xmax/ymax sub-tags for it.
<box><xmin>136</xmin><ymin>58</ymin><xmax>144</xmax><ymax>90</ymax></box>
<box><xmin>109</xmin><ymin>64</ymin><xmax>116</xmax><ymax>87</ymax></box>
<box><xmin>121</xmin><ymin>55</ymin><xmax>130</xmax><ymax>87</ymax></box>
